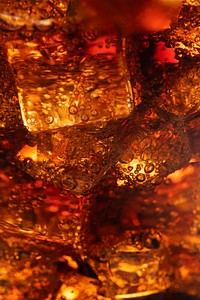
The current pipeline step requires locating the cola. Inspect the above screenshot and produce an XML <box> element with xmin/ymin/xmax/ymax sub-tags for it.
<box><xmin>0</xmin><ymin>0</ymin><xmax>200</xmax><ymax>300</ymax></box>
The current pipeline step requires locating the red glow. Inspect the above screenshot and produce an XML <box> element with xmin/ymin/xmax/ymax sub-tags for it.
<box><xmin>153</xmin><ymin>41</ymin><xmax>178</xmax><ymax>64</ymax></box>
<box><xmin>87</xmin><ymin>36</ymin><xmax>117</xmax><ymax>55</ymax></box>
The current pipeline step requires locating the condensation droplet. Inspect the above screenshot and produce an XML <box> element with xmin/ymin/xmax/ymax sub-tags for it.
<box><xmin>144</xmin><ymin>163</ymin><xmax>154</xmax><ymax>173</ymax></box>
<box><xmin>69</xmin><ymin>105</ymin><xmax>78</xmax><ymax>115</ymax></box>
<box><xmin>136</xmin><ymin>173</ymin><xmax>146</xmax><ymax>182</ymax></box>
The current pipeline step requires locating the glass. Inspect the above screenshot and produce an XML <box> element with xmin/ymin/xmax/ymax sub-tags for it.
<box><xmin>0</xmin><ymin>0</ymin><xmax>199</xmax><ymax>299</ymax></box>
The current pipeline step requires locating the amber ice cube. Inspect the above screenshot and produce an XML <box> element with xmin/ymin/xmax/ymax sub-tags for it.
<box><xmin>0</xmin><ymin>156</ymin><xmax>94</xmax><ymax>251</ymax></box>
<box><xmin>0</xmin><ymin>227</ymin><xmax>100</xmax><ymax>300</ymax></box>
<box><xmin>16</xmin><ymin>123</ymin><xmax>120</xmax><ymax>194</ymax></box>
<box><xmin>0</xmin><ymin>170</ymin><xmax>100</xmax><ymax>299</ymax></box>
<box><xmin>130</xmin><ymin>163</ymin><xmax>200</xmax><ymax>296</ymax></box>
<box><xmin>6</xmin><ymin>25</ymin><xmax>134</xmax><ymax>132</ymax></box>
<box><xmin>156</xmin><ymin>164</ymin><xmax>200</xmax><ymax>296</ymax></box>
<box><xmin>159</xmin><ymin>62</ymin><xmax>200</xmax><ymax>117</ymax></box>
<box><xmin>163</xmin><ymin>1</ymin><xmax>200</xmax><ymax>59</ymax></box>
<box><xmin>88</xmin><ymin>229</ymin><xmax>170</xmax><ymax>299</ymax></box>
<box><xmin>87</xmin><ymin>161</ymin><xmax>200</xmax><ymax>297</ymax></box>
<box><xmin>113</xmin><ymin>107</ymin><xmax>191</xmax><ymax>190</ymax></box>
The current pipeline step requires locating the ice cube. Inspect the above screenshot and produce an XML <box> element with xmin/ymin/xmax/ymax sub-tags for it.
<box><xmin>88</xmin><ymin>229</ymin><xmax>170</xmax><ymax>299</ymax></box>
<box><xmin>113</xmin><ymin>107</ymin><xmax>191</xmax><ymax>190</ymax></box>
<box><xmin>6</xmin><ymin>27</ymin><xmax>135</xmax><ymax>132</ymax></box>
<box><xmin>163</xmin><ymin>2</ymin><xmax>200</xmax><ymax>59</ymax></box>
<box><xmin>16</xmin><ymin>123</ymin><xmax>120</xmax><ymax>194</ymax></box>
<box><xmin>159</xmin><ymin>63</ymin><xmax>200</xmax><ymax>117</ymax></box>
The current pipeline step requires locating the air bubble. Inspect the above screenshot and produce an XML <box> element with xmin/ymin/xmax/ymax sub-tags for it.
<box><xmin>91</xmin><ymin>109</ymin><xmax>98</xmax><ymax>116</ymax></box>
<box><xmin>69</xmin><ymin>105</ymin><xmax>78</xmax><ymax>115</ymax></box>
<box><xmin>20</xmin><ymin>29</ymin><xmax>34</xmax><ymax>38</ymax></box>
<box><xmin>136</xmin><ymin>173</ymin><xmax>146</xmax><ymax>182</ymax></box>
<box><xmin>44</xmin><ymin>115</ymin><xmax>54</xmax><ymax>124</ymax></box>
<box><xmin>144</xmin><ymin>163</ymin><xmax>154</xmax><ymax>173</ymax></box>
<box><xmin>83</xmin><ymin>81</ymin><xmax>97</xmax><ymax>92</ymax></box>
<box><xmin>67</xmin><ymin>61</ymin><xmax>77</xmax><ymax>71</ymax></box>
<box><xmin>81</xmin><ymin>114</ymin><xmax>89</xmax><ymax>122</ymax></box>
<box><xmin>62</xmin><ymin>174</ymin><xmax>77</xmax><ymax>191</ymax></box>
<box><xmin>23</xmin><ymin>158</ymin><xmax>33</xmax><ymax>166</ymax></box>
<box><xmin>128</xmin><ymin>166</ymin><xmax>133</xmax><ymax>172</ymax></box>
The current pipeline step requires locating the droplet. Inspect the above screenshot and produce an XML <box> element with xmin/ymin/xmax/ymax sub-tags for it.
<box><xmin>69</xmin><ymin>105</ymin><xmax>78</xmax><ymax>115</ymax></box>
<box><xmin>91</xmin><ymin>109</ymin><xmax>98</xmax><ymax>116</ymax></box>
<box><xmin>44</xmin><ymin>115</ymin><xmax>54</xmax><ymax>124</ymax></box>
<box><xmin>136</xmin><ymin>173</ymin><xmax>146</xmax><ymax>182</ymax></box>
<box><xmin>144</xmin><ymin>230</ymin><xmax>162</xmax><ymax>250</ymax></box>
<box><xmin>144</xmin><ymin>163</ymin><xmax>154</xmax><ymax>173</ymax></box>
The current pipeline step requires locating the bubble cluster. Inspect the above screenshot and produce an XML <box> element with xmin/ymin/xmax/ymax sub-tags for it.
<box><xmin>114</xmin><ymin>107</ymin><xmax>191</xmax><ymax>190</ymax></box>
<box><xmin>159</xmin><ymin>63</ymin><xmax>200</xmax><ymax>117</ymax></box>
<box><xmin>163</xmin><ymin>3</ymin><xmax>200</xmax><ymax>59</ymax></box>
